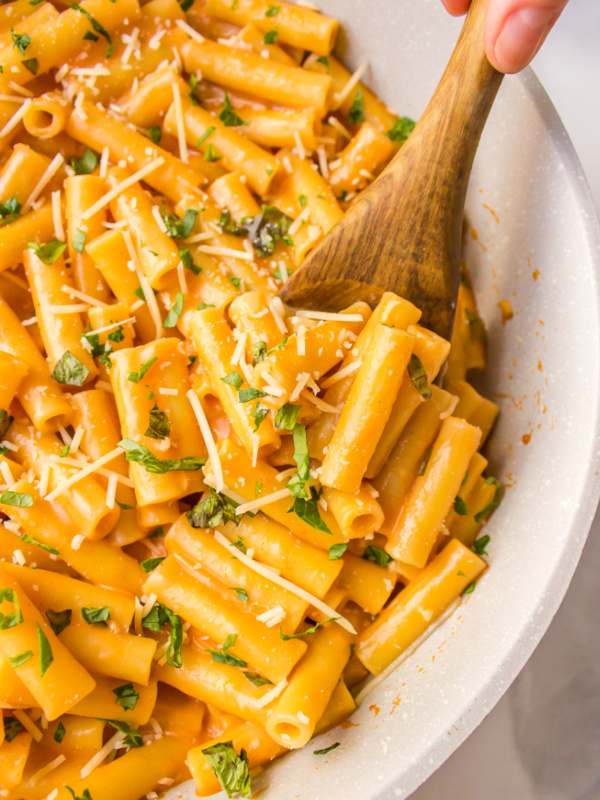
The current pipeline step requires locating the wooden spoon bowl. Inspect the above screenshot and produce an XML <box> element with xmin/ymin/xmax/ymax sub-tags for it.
<box><xmin>279</xmin><ymin>0</ymin><xmax>503</xmax><ymax>339</ymax></box>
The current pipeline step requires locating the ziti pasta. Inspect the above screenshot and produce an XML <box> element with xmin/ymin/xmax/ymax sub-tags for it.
<box><xmin>0</xmin><ymin>1</ymin><xmax>501</xmax><ymax>798</ymax></box>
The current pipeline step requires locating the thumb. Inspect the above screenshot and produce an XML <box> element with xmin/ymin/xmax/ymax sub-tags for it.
<box><xmin>484</xmin><ymin>0</ymin><xmax>568</xmax><ymax>73</ymax></box>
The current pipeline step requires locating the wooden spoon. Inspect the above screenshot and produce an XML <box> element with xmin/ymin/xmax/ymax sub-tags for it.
<box><xmin>279</xmin><ymin>0</ymin><xmax>503</xmax><ymax>339</ymax></box>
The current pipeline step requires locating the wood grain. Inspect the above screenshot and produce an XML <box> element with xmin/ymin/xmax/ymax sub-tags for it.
<box><xmin>279</xmin><ymin>0</ymin><xmax>503</xmax><ymax>339</ymax></box>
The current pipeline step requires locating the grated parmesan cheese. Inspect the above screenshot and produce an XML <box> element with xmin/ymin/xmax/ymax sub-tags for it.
<box><xmin>158</xmin><ymin>387</ymin><xmax>178</xmax><ymax>396</ymax></box>
<box><xmin>320</xmin><ymin>359</ymin><xmax>361</xmax><ymax>388</ymax></box>
<box><xmin>48</xmin><ymin>303</ymin><xmax>90</xmax><ymax>314</ymax></box>
<box><xmin>288</xmin><ymin>208</ymin><xmax>310</xmax><ymax>236</ymax></box>
<box><xmin>13</xmin><ymin>710</ymin><xmax>43</xmax><ymax>743</ymax></box>
<box><xmin>234</xmin><ymin>488</ymin><xmax>292</xmax><ymax>515</ymax></box>
<box><xmin>289</xmin><ymin>372</ymin><xmax>310</xmax><ymax>402</ymax></box>
<box><xmin>12</xmin><ymin>550</ymin><xmax>26</xmax><ymax>566</ymax></box>
<box><xmin>82</xmin><ymin>157</ymin><xmax>166</xmax><ymax>220</ymax></box>
<box><xmin>0</xmin><ymin>98</ymin><xmax>31</xmax><ymax>138</ymax></box>
<box><xmin>45</xmin><ymin>447</ymin><xmax>123</xmax><ymax>501</ymax></box>
<box><xmin>105</xmin><ymin>472</ymin><xmax>117</xmax><ymax>509</ymax></box>
<box><xmin>51</xmin><ymin>191</ymin><xmax>64</xmax><ymax>241</ymax></box>
<box><xmin>293</xmin><ymin>131</ymin><xmax>306</xmax><ymax>161</ymax></box>
<box><xmin>300</xmin><ymin>389</ymin><xmax>342</xmax><ymax>415</ymax></box>
<box><xmin>196</xmin><ymin>245</ymin><xmax>254</xmax><ymax>261</ymax></box>
<box><xmin>175</xmin><ymin>18</ymin><xmax>205</xmax><ymax>43</ymax></box>
<box><xmin>230</xmin><ymin>331</ymin><xmax>247</xmax><ymax>367</ymax></box>
<box><xmin>186</xmin><ymin>389</ymin><xmax>223</xmax><ymax>492</ymax></box>
<box><xmin>255</xmin><ymin>677</ymin><xmax>288</xmax><ymax>708</ymax></box>
<box><xmin>297</xmin><ymin>325</ymin><xmax>306</xmax><ymax>356</ymax></box>
<box><xmin>61</xmin><ymin>284</ymin><xmax>108</xmax><ymax>308</ymax></box>
<box><xmin>80</xmin><ymin>731</ymin><xmax>126</xmax><ymax>779</ymax></box>
<box><xmin>171</xmin><ymin>82</ymin><xmax>189</xmax><ymax>164</ymax></box>
<box><xmin>256</xmin><ymin>605</ymin><xmax>286</xmax><ymax>627</ymax></box>
<box><xmin>333</xmin><ymin>61</ymin><xmax>369</xmax><ymax>109</ymax></box>
<box><xmin>28</xmin><ymin>754</ymin><xmax>66</xmax><ymax>787</ymax></box>
<box><xmin>0</xmin><ymin>461</ymin><xmax>15</xmax><ymax>486</ymax></box>
<box><xmin>23</xmin><ymin>154</ymin><xmax>64</xmax><ymax>213</ymax></box>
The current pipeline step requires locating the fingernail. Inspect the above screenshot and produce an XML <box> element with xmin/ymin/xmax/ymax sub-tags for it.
<box><xmin>494</xmin><ymin>7</ymin><xmax>555</xmax><ymax>73</ymax></box>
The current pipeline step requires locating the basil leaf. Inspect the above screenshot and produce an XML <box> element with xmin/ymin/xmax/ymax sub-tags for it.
<box><xmin>46</xmin><ymin>609</ymin><xmax>71</xmax><ymax>636</ymax></box>
<box><xmin>274</xmin><ymin>403</ymin><xmax>301</xmax><ymax>431</ymax></box>
<box><xmin>196</xmin><ymin>126</ymin><xmax>216</xmax><ymax>147</ymax></box>
<box><xmin>67</xmin><ymin>3</ymin><xmax>112</xmax><ymax>56</ymax></box>
<box><xmin>286</xmin><ymin>423</ymin><xmax>310</xmax><ymax>499</ymax></box>
<box><xmin>0</xmin><ymin>409</ymin><xmax>12</xmax><ymax>439</ymax></box>
<box><xmin>263</xmin><ymin>29</ymin><xmax>278</xmax><ymax>43</ymax></box>
<box><xmin>231</xmin><ymin>588</ymin><xmax>249</xmax><ymax>603</ymax></box>
<box><xmin>279</xmin><ymin>617</ymin><xmax>338</xmax><ymax>640</ymax></box>
<box><xmin>108</xmin><ymin>325</ymin><xmax>124</xmax><ymax>343</ymax></box>
<box><xmin>11</xmin><ymin>29</ymin><xmax>31</xmax><ymax>55</ymax></box>
<box><xmin>21</xmin><ymin>533</ymin><xmax>57</xmax><ymax>553</ymax></box>
<box><xmin>161</xmin><ymin>208</ymin><xmax>199</xmax><ymax>239</ymax></box>
<box><xmin>386</xmin><ymin>116</ymin><xmax>416</xmax><ymax>143</ymax></box>
<box><xmin>298</xmin><ymin>194</ymin><xmax>307</xmax><ymax>208</ymax></box>
<box><xmin>219</xmin><ymin>91</ymin><xmax>247</xmax><ymax>127</ymax></box>
<box><xmin>407</xmin><ymin>354</ymin><xmax>431</xmax><ymax>400</ymax></box>
<box><xmin>204</xmin><ymin>143</ymin><xmax>223</xmax><ymax>162</ymax></box>
<box><xmin>148</xmin><ymin>526</ymin><xmax>165</xmax><ymax>539</ymax></box>
<box><xmin>218</xmin><ymin>208</ymin><xmax>246</xmax><ymax>237</ymax></box>
<box><xmin>316</xmin><ymin>55</ymin><xmax>330</xmax><ymax>71</ymax></box>
<box><xmin>10</xmin><ymin>649</ymin><xmax>33</xmax><ymax>668</ymax></box>
<box><xmin>145</xmin><ymin>404</ymin><xmax>170</xmax><ymax>440</ymax></box>
<box><xmin>141</xmin><ymin>603</ymin><xmax>170</xmax><ymax>633</ymax></box>
<box><xmin>3</xmin><ymin>717</ymin><xmax>23</xmax><ymax>742</ymax></box>
<box><xmin>116</xmin><ymin>501</ymin><xmax>135</xmax><ymax>510</ymax></box>
<box><xmin>147</xmin><ymin>126</ymin><xmax>161</xmax><ymax>145</ymax></box>
<box><xmin>140</xmin><ymin>556</ymin><xmax>165</xmax><ymax>573</ymax></box>
<box><xmin>1</xmin><ymin>491</ymin><xmax>33</xmax><ymax>507</ymax></box>
<box><xmin>71</xmin><ymin>147</ymin><xmax>98</xmax><ymax>175</ymax></box>
<box><xmin>251</xmin><ymin>341</ymin><xmax>267</xmax><ymax>365</ymax></box>
<box><xmin>52</xmin><ymin>351</ymin><xmax>89</xmax><ymax>386</ymax></box>
<box><xmin>221</xmin><ymin>371</ymin><xmax>243</xmax><ymax>390</ymax></box>
<box><xmin>119</xmin><ymin>438</ymin><xmax>206</xmax><ymax>474</ymax></box>
<box><xmin>232</xmin><ymin>536</ymin><xmax>246</xmax><ymax>554</ymax></box>
<box><xmin>70</xmin><ymin>229</ymin><xmax>86</xmax><ymax>255</ymax></box>
<box><xmin>243</xmin><ymin>671</ymin><xmax>272</xmax><ymax>687</ymax></box>
<box><xmin>66</xmin><ymin>787</ymin><xmax>93</xmax><ymax>800</ymax></box>
<box><xmin>104</xmin><ymin>719</ymin><xmax>143</xmax><ymax>747</ymax></box>
<box><xmin>474</xmin><ymin>477</ymin><xmax>501</xmax><ymax>523</ymax></box>
<box><xmin>288</xmin><ymin>487</ymin><xmax>331</xmax><ymax>534</ymax></box>
<box><xmin>347</xmin><ymin>87</ymin><xmax>365</xmax><ymax>126</ymax></box>
<box><xmin>0</xmin><ymin>196</ymin><xmax>21</xmax><ymax>226</ymax></box>
<box><xmin>164</xmin><ymin>291</ymin><xmax>184</xmax><ymax>327</ymax></box>
<box><xmin>60</xmin><ymin>445</ymin><xmax>70</xmax><ymax>458</ymax></box>
<box><xmin>241</xmin><ymin>206</ymin><xmax>292</xmax><ymax>258</ymax></box>
<box><xmin>27</xmin><ymin>239</ymin><xmax>66</xmax><ymax>265</ymax></box>
<box><xmin>81</xmin><ymin>606</ymin><xmax>110</xmax><ymax>625</ymax></box>
<box><xmin>37</xmin><ymin>621</ymin><xmax>53</xmax><ymax>676</ymax></box>
<box><xmin>0</xmin><ymin>587</ymin><xmax>23</xmax><ymax>630</ymax></box>
<box><xmin>363</xmin><ymin>545</ymin><xmax>393</xmax><ymax>568</ymax></box>
<box><xmin>21</xmin><ymin>57</ymin><xmax>38</xmax><ymax>75</ymax></box>
<box><xmin>112</xmin><ymin>682</ymin><xmax>139</xmax><ymax>711</ymax></box>
<box><xmin>53</xmin><ymin>720</ymin><xmax>66</xmax><ymax>743</ymax></box>
<box><xmin>202</xmin><ymin>741</ymin><xmax>252</xmax><ymax>799</ymax></box>
<box><xmin>454</xmin><ymin>496</ymin><xmax>468</xmax><ymax>516</ymax></box>
<box><xmin>147</xmin><ymin>603</ymin><xmax>182</xmax><ymax>668</ymax></box>
<box><xmin>314</xmin><ymin>742</ymin><xmax>340</xmax><ymax>755</ymax></box>
<box><xmin>128</xmin><ymin>355</ymin><xmax>157</xmax><ymax>383</ymax></box>
<box><xmin>229</xmin><ymin>275</ymin><xmax>242</xmax><ymax>290</ymax></box>
<box><xmin>238</xmin><ymin>387</ymin><xmax>267</xmax><ymax>403</ymax></box>
<box><xmin>464</xmin><ymin>581</ymin><xmax>476</xmax><ymax>595</ymax></box>
<box><xmin>473</xmin><ymin>534</ymin><xmax>491</xmax><ymax>556</ymax></box>
<box><xmin>251</xmin><ymin>401</ymin><xmax>268</xmax><ymax>431</ymax></box>
<box><xmin>205</xmin><ymin>633</ymin><xmax>247</xmax><ymax>668</ymax></box>
<box><xmin>265</xmin><ymin>4</ymin><xmax>280</xmax><ymax>16</ymax></box>
<box><xmin>179</xmin><ymin>246</ymin><xmax>201</xmax><ymax>274</ymax></box>
<box><xmin>187</xmin><ymin>488</ymin><xmax>242</xmax><ymax>528</ymax></box>
<box><xmin>328</xmin><ymin>543</ymin><xmax>347</xmax><ymax>561</ymax></box>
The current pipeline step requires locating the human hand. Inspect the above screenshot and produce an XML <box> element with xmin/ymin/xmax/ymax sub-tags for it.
<box><xmin>441</xmin><ymin>0</ymin><xmax>569</xmax><ymax>73</ymax></box>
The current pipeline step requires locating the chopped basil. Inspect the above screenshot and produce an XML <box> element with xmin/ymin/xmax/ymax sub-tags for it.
<box><xmin>238</xmin><ymin>387</ymin><xmax>267</xmax><ymax>403</ymax></box>
<box><xmin>72</xmin><ymin>229</ymin><xmax>86</xmax><ymax>254</ymax></box>
<box><xmin>65</xmin><ymin>787</ymin><xmax>93</xmax><ymax>800</ymax></box>
<box><xmin>133</xmin><ymin>285</ymin><xmax>147</xmax><ymax>302</ymax></box>
<box><xmin>218</xmin><ymin>208</ymin><xmax>246</xmax><ymax>237</ymax></box>
<box><xmin>179</xmin><ymin>0</ymin><xmax>195</xmax><ymax>10</ymax></box>
<box><xmin>328</xmin><ymin>543</ymin><xmax>347</xmax><ymax>561</ymax></box>
<box><xmin>127</xmin><ymin>355</ymin><xmax>157</xmax><ymax>383</ymax></box>
<box><xmin>243</xmin><ymin>671</ymin><xmax>272</xmax><ymax>687</ymax></box>
<box><xmin>108</xmin><ymin>325</ymin><xmax>124</xmax><ymax>343</ymax></box>
<box><xmin>46</xmin><ymin>609</ymin><xmax>71</xmax><ymax>636</ymax></box>
<box><xmin>21</xmin><ymin>57</ymin><xmax>38</xmax><ymax>75</ymax></box>
<box><xmin>219</xmin><ymin>91</ymin><xmax>247</xmax><ymax>127</ymax></box>
<box><xmin>105</xmin><ymin>719</ymin><xmax>143</xmax><ymax>747</ymax></box>
<box><xmin>1</xmin><ymin>491</ymin><xmax>33</xmax><ymax>508</ymax></box>
<box><xmin>464</xmin><ymin>581</ymin><xmax>476</xmax><ymax>595</ymax></box>
<box><xmin>347</xmin><ymin>87</ymin><xmax>365</xmax><ymax>126</ymax></box>
<box><xmin>52</xmin><ymin>351</ymin><xmax>89</xmax><ymax>387</ymax></box>
<box><xmin>0</xmin><ymin>409</ymin><xmax>12</xmax><ymax>439</ymax></box>
<box><xmin>54</xmin><ymin>721</ymin><xmax>66</xmax><ymax>743</ymax></box>
<box><xmin>204</xmin><ymin>143</ymin><xmax>222</xmax><ymax>162</ymax></box>
<box><xmin>241</xmin><ymin>206</ymin><xmax>293</xmax><ymax>258</ymax></box>
<box><xmin>221</xmin><ymin>371</ymin><xmax>243</xmax><ymax>390</ymax></box>
<box><xmin>298</xmin><ymin>193</ymin><xmax>307</xmax><ymax>208</ymax></box>
<box><xmin>465</xmin><ymin>308</ymin><xmax>487</xmax><ymax>346</ymax></box>
<box><xmin>37</xmin><ymin>621</ymin><xmax>53</xmax><ymax>676</ymax></box>
<box><xmin>0</xmin><ymin>588</ymin><xmax>23</xmax><ymax>630</ymax></box>
<box><xmin>314</xmin><ymin>742</ymin><xmax>340</xmax><ymax>755</ymax></box>
<box><xmin>81</xmin><ymin>606</ymin><xmax>110</xmax><ymax>625</ymax></box>
<box><xmin>263</xmin><ymin>29</ymin><xmax>278</xmax><ymax>43</ymax></box>
<box><xmin>3</xmin><ymin>717</ymin><xmax>23</xmax><ymax>743</ymax></box>
<box><xmin>187</xmin><ymin>488</ymin><xmax>242</xmax><ymax>528</ymax></box>
<box><xmin>275</xmin><ymin>403</ymin><xmax>301</xmax><ymax>431</ymax></box>
<box><xmin>60</xmin><ymin>445</ymin><xmax>70</xmax><ymax>458</ymax></box>
<box><xmin>164</xmin><ymin>292</ymin><xmax>184</xmax><ymax>327</ymax></box>
<box><xmin>119</xmin><ymin>438</ymin><xmax>206</xmax><ymax>473</ymax></box>
<box><xmin>288</xmin><ymin>487</ymin><xmax>331</xmax><ymax>534</ymax></box>
<box><xmin>265</xmin><ymin>4</ymin><xmax>280</xmax><ymax>15</ymax></box>
<box><xmin>11</xmin><ymin>29</ymin><xmax>31</xmax><ymax>55</ymax></box>
<box><xmin>196</xmin><ymin>126</ymin><xmax>216</xmax><ymax>147</ymax></box>
<box><xmin>407</xmin><ymin>354</ymin><xmax>431</xmax><ymax>400</ymax></box>
<box><xmin>233</xmin><ymin>536</ymin><xmax>246</xmax><ymax>554</ymax></box>
<box><xmin>10</xmin><ymin>649</ymin><xmax>33</xmax><ymax>668</ymax></box>
<box><xmin>386</xmin><ymin>116</ymin><xmax>416</xmax><ymax>143</ymax></box>
<box><xmin>283</xmin><ymin>234</ymin><xmax>294</xmax><ymax>246</ymax></box>
<box><xmin>145</xmin><ymin>404</ymin><xmax>170</xmax><ymax>441</ymax></box>
<box><xmin>113</xmin><ymin>682</ymin><xmax>139</xmax><ymax>711</ymax></box>
<box><xmin>21</xmin><ymin>534</ymin><xmax>57</xmax><ymax>554</ymax></box>
<box><xmin>27</xmin><ymin>239</ymin><xmax>66</xmax><ymax>265</ymax></box>
<box><xmin>363</xmin><ymin>545</ymin><xmax>393</xmax><ymax>568</ymax></box>
<box><xmin>205</xmin><ymin>633</ymin><xmax>247</xmax><ymax>668</ymax></box>
<box><xmin>473</xmin><ymin>534</ymin><xmax>491</xmax><ymax>556</ymax></box>
<box><xmin>231</xmin><ymin>587</ymin><xmax>249</xmax><ymax>603</ymax></box>
<box><xmin>82</xmin><ymin>331</ymin><xmax>104</xmax><ymax>359</ymax></box>
<box><xmin>229</xmin><ymin>275</ymin><xmax>242</xmax><ymax>290</ymax></box>
<box><xmin>71</xmin><ymin>147</ymin><xmax>99</xmax><ymax>175</ymax></box>
<box><xmin>418</xmin><ymin>448</ymin><xmax>432</xmax><ymax>476</ymax></box>
<box><xmin>279</xmin><ymin>617</ymin><xmax>338</xmax><ymax>640</ymax></box>
<box><xmin>454</xmin><ymin>496</ymin><xmax>468</xmax><ymax>516</ymax></box>
<box><xmin>0</xmin><ymin>197</ymin><xmax>21</xmax><ymax>226</ymax></box>
<box><xmin>251</xmin><ymin>402</ymin><xmax>268</xmax><ymax>431</ymax></box>
<box><xmin>316</xmin><ymin>55</ymin><xmax>330</xmax><ymax>71</ymax></box>
<box><xmin>140</xmin><ymin>556</ymin><xmax>165</xmax><ymax>573</ymax></box>
<box><xmin>67</xmin><ymin>3</ymin><xmax>113</xmax><ymax>56</ymax></box>
<box><xmin>147</xmin><ymin>126</ymin><xmax>162</xmax><ymax>145</ymax></box>
<box><xmin>161</xmin><ymin>208</ymin><xmax>199</xmax><ymax>239</ymax></box>
<box><xmin>474</xmin><ymin>477</ymin><xmax>501</xmax><ymax>523</ymax></box>
<box><xmin>202</xmin><ymin>741</ymin><xmax>252</xmax><ymax>799</ymax></box>
<box><xmin>116</xmin><ymin>501</ymin><xmax>135</xmax><ymax>511</ymax></box>
<box><xmin>251</xmin><ymin>341</ymin><xmax>267</xmax><ymax>365</ymax></box>
<box><xmin>148</xmin><ymin>526</ymin><xmax>165</xmax><ymax>539</ymax></box>
<box><xmin>286</xmin><ymin>423</ymin><xmax>310</xmax><ymax>498</ymax></box>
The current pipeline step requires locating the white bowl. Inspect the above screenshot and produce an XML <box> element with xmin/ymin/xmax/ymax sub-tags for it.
<box><xmin>167</xmin><ymin>2</ymin><xmax>600</xmax><ymax>797</ymax></box>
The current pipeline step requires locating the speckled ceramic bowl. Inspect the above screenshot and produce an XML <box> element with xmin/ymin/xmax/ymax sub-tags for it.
<box><xmin>166</xmin><ymin>2</ymin><xmax>600</xmax><ymax>798</ymax></box>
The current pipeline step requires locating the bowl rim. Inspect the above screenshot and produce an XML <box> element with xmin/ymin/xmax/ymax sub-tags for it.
<box><xmin>375</xmin><ymin>64</ymin><xmax>600</xmax><ymax>800</ymax></box>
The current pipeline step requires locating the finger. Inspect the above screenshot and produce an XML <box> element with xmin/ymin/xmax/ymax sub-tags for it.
<box><xmin>484</xmin><ymin>0</ymin><xmax>568</xmax><ymax>73</ymax></box>
<box><xmin>441</xmin><ymin>0</ymin><xmax>471</xmax><ymax>16</ymax></box>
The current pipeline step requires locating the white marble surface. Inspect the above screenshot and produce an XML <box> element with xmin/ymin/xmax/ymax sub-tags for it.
<box><xmin>411</xmin><ymin>2</ymin><xmax>600</xmax><ymax>798</ymax></box>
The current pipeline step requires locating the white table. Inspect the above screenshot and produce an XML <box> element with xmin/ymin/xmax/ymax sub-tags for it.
<box><xmin>411</xmin><ymin>2</ymin><xmax>600</xmax><ymax>797</ymax></box>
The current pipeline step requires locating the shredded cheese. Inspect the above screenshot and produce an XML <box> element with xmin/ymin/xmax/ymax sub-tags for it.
<box><xmin>0</xmin><ymin>98</ymin><xmax>31</xmax><ymax>138</ymax></box>
<box><xmin>71</xmin><ymin>534</ymin><xmax>85</xmax><ymax>550</ymax></box>
<box><xmin>293</xmin><ymin>130</ymin><xmax>306</xmax><ymax>161</ymax></box>
<box><xmin>80</xmin><ymin>731</ymin><xmax>126</xmax><ymax>779</ymax></box>
<box><xmin>320</xmin><ymin>359</ymin><xmax>361</xmax><ymax>389</ymax></box>
<box><xmin>175</xmin><ymin>18</ymin><xmax>205</xmax><ymax>43</ymax></box>
<box><xmin>186</xmin><ymin>231</ymin><xmax>212</xmax><ymax>244</ymax></box>
<box><xmin>196</xmin><ymin>245</ymin><xmax>254</xmax><ymax>261</ymax></box>
<box><xmin>21</xmin><ymin>315</ymin><xmax>38</xmax><ymax>326</ymax></box>
<box><xmin>261</xmin><ymin>372</ymin><xmax>285</xmax><ymax>397</ymax></box>
<box><xmin>0</xmin><ymin>461</ymin><xmax>15</xmax><ymax>487</ymax></box>
<box><xmin>297</xmin><ymin>325</ymin><xmax>307</xmax><ymax>356</ymax></box>
<box><xmin>158</xmin><ymin>387</ymin><xmax>178</xmax><ymax>396</ymax></box>
<box><xmin>186</xmin><ymin>388</ymin><xmax>223</xmax><ymax>492</ymax></box>
<box><xmin>51</xmin><ymin>191</ymin><xmax>64</xmax><ymax>241</ymax></box>
<box><xmin>23</xmin><ymin>154</ymin><xmax>65</xmax><ymax>213</ymax></box>
<box><xmin>105</xmin><ymin>472</ymin><xmax>118</xmax><ymax>509</ymax></box>
<box><xmin>290</xmin><ymin>372</ymin><xmax>310</xmax><ymax>402</ymax></box>
<box><xmin>82</xmin><ymin>157</ymin><xmax>165</xmax><ymax>220</ymax></box>
<box><xmin>89</xmin><ymin>317</ymin><xmax>136</xmax><ymax>336</ymax></box>
<box><xmin>288</xmin><ymin>208</ymin><xmax>310</xmax><ymax>236</ymax></box>
<box><xmin>48</xmin><ymin>303</ymin><xmax>90</xmax><ymax>314</ymax></box>
<box><xmin>327</xmin><ymin>115</ymin><xmax>352</xmax><ymax>142</ymax></box>
<box><xmin>235</xmin><ymin>488</ymin><xmax>292</xmax><ymax>515</ymax></box>
<box><xmin>171</xmin><ymin>82</ymin><xmax>189</xmax><ymax>164</ymax></box>
<box><xmin>295</xmin><ymin>309</ymin><xmax>364</xmax><ymax>322</ymax></box>
<box><xmin>255</xmin><ymin>677</ymin><xmax>288</xmax><ymax>708</ymax></box>
<box><xmin>12</xmin><ymin>550</ymin><xmax>26</xmax><ymax>566</ymax></box>
<box><xmin>230</xmin><ymin>331</ymin><xmax>247</xmax><ymax>367</ymax></box>
<box><xmin>45</xmin><ymin>447</ymin><xmax>123</xmax><ymax>501</ymax></box>
<box><xmin>134</xmin><ymin>596</ymin><xmax>143</xmax><ymax>636</ymax></box>
<box><xmin>48</xmin><ymin>454</ymin><xmax>134</xmax><ymax>487</ymax></box>
<box><xmin>28</xmin><ymin>755</ymin><xmax>66</xmax><ymax>787</ymax></box>
<box><xmin>61</xmin><ymin>284</ymin><xmax>108</xmax><ymax>308</ymax></box>
<box><xmin>300</xmin><ymin>389</ymin><xmax>342</xmax><ymax>415</ymax></box>
<box><xmin>13</xmin><ymin>710</ymin><xmax>43</xmax><ymax>743</ymax></box>
<box><xmin>256</xmin><ymin>605</ymin><xmax>286</xmax><ymax>627</ymax></box>
<box><xmin>333</xmin><ymin>61</ymin><xmax>369</xmax><ymax>109</ymax></box>
<box><xmin>177</xmin><ymin>260</ymin><xmax>188</xmax><ymax>294</ymax></box>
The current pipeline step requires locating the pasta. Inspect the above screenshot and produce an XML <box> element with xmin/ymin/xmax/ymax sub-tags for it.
<box><xmin>0</xmin><ymin>2</ymin><xmax>502</xmax><ymax>798</ymax></box>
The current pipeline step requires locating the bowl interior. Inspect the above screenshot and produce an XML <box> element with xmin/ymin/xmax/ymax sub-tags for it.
<box><xmin>167</xmin><ymin>2</ymin><xmax>600</xmax><ymax>797</ymax></box>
